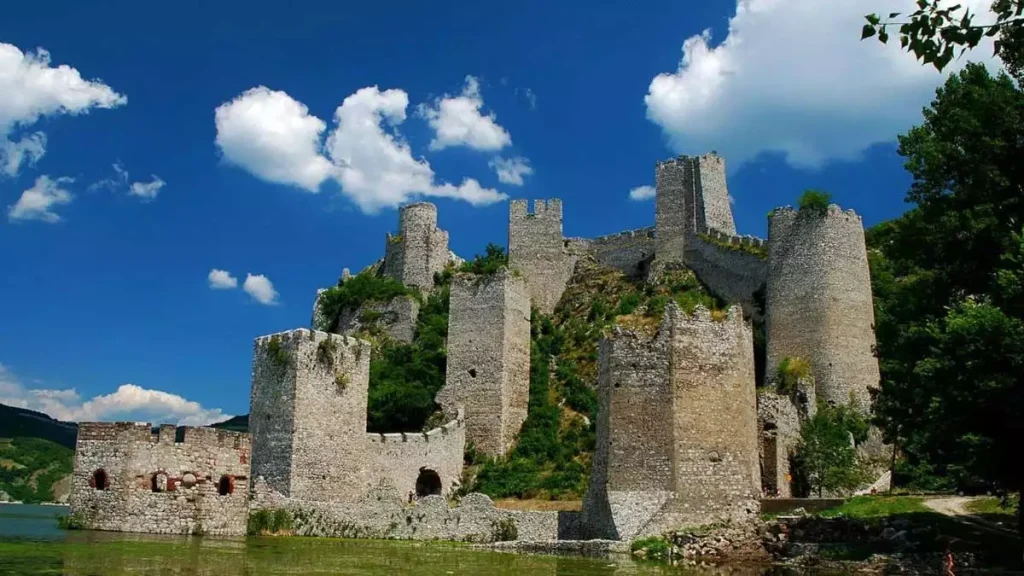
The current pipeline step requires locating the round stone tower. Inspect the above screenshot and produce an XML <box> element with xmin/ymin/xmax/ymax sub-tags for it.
<box><xmin>765</xmin><ymin>205</ymin><xmax>879</xmax><ymax>412</ymax></box>
<box><xmin>400</xmin><ymin>202</ymin><xmax>438</xmax><ymax>236</ymax></box>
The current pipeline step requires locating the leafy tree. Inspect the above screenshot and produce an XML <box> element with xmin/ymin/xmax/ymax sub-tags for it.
<box><xmin>458</xmin><ymin>243</ymin><xmax>508</xmax><ymax>275</ymax></box>
<box><xmin>797</xmin><ymin>189</ymin><xmax>832</xmax><ymax>213</ymax></box>
<box><xmin>862</xmin><ymin>0</ymin><xmax>1023</xmax><ymax>80</ymax></box>
<box><xmin>865</xmin><ymin>63</ymin><xmax>1024</xmax><ymax>537</ymax></box>
<box><xmin>794</xmin><ymin>403</ymin><xmax>870</xmax><ymax>497</ymax></box>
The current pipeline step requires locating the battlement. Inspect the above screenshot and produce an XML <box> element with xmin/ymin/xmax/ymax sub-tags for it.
<box><xmin>699</xmin><ymin>226</ymin><xmax>766</xmax><ymax>249</ymax></box>
<box><xmin>76</xmin><ymin>422</ymin><xmax>247</xmax><ymax>450</ymax></box>
<box><xmin>509</xmin><ymin>198</ymin><xmax>563</xmax><ymax>221</ymax></box>
<box><xmin>366</xmin><ymin>410</ymin><xmax>465</xmax><ymax>445</ymax></box>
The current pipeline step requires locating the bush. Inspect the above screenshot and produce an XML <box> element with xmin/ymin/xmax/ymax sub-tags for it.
<box><xmin>631</xmin><ymin>536</ymin><xmax>671</xmax><ymax>560</ymax></box>
<box><xmin>794</xmin><ymin>402</ymin><xmax>871</xmax><ymax>497</ymax></box>
<box><xmin>247</xmin><ymin>508</ymin><xmax>294</xmax><ymax>535</ymax></box>
<box><xmin>798</xmin><ymin>189</ymin><xmax>832</xmax><ymax>213</ymax></box>
<box><xmin>776</xmin><ymin>357</ymin><xmax>812</xmax><ymax>394</ymax></box>
<box><xmin>491</xmin><ymin>516</ymin><xmax>518</xmax><ymax>542</ymax></box>
<box><xmin>57</xmin><ymin>512</ymin><xmax>86</xmax><ymax>530</ymax></box>
<box><xmin>459</xmin><ymin>244</ymin><xmax>508</xmax><ymax>275</ymax></box>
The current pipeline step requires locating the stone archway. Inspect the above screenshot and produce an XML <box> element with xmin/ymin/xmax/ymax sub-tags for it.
<box><xmin>415</xmin><ymin>468</ymin><xmax>442</xmax><ymax>498</ymax></box>
<box><xmin>91</xmin><ymin>469</ymin><xmax>108</xmax><ymax>490</ymax></box>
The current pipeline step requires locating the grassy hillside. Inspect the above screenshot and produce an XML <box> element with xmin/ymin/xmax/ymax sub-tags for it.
<box><xmin>0</xmin><ymin>404</ymin><xmax>77</xmax><ymax>450</ymax></box>
<box><xmin>0</xmin><ymin>437</ymin><xmax>73</xmax><ymax>503</ymax></box>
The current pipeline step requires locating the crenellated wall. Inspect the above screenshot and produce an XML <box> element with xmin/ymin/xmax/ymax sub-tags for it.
<box><xmin>69</xmin><ymin>422</ymin><xmax>250</xmax><ymax>536</ymax></box>
<box><xmin>249</xmin><ymin>328</ymin><xmax>466</xmax><ymax>507</ymax></box>
<box><xmin>382</xmin><ymin>202</ymin><xmax>451</xmax><ymax>292</ymax></box>
<box><xmin>508</xmin><ymin>199</ymin><xmax>577</xmax><ymax>313</ymax></box>
<box><xmin>685</xmin><ymin>230</ymin><xmax>767</xmax><ymax>319</ymax></box>
<box><xmin>438</xmin><ymin>269</ymin><xmax>531</xmax><ymax>457</ymax></box>
<box><xmin>765</xmin><ymin>205</ymin><xmax>879</xmax><ymax>412</ymax></box>
<box><xmin>583</xmin><ymin>303</ymin><xmax>761</xmax><ymax>540</ymax></box>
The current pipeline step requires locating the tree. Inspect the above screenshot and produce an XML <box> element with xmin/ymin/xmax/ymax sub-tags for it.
<box><xmin>862</xmin><ymin>0</ymin><xmax>1023</xmax><ymax>80</ymax></box>
<box><xmin>795</xmin><ymin>403</ymin><xmax>870</xmax><ymax>497</ymax></box>
<box><xmin>866</xmin><ymin>63</ymin><xmax>1024</xmax><ymax>538</ymax></box>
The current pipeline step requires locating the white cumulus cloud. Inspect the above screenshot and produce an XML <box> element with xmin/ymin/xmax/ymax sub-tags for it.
<box><xmin>0</xmin><ymin>363</ymin><xmax>229</xmax><ymax>426</ymax></box>
<box><xmin>243</xmin><ymin>273</ymin><xmax>278</xmax><ymax>305</ymax></box>
<box><xmin>129</xmin><ymin>175</ymin><xmax>165</xmax><ymax>200</ymax></box>
<box><xmin>489</xmin><ymin>156</ymin><xmax>533</xmax><ymax>186</ymax></box>
<box><xmin>0</xmin><ymin>43</ymin><xmax>126</xmax><ymax>177</ymax></box>
<box><xmin>643</xmin><ymin>0</ymin><xmax>1000</xmax><ymax>169</ymax></box>
<box><xmin>7</xmin><ymin>175</ymin><xmax>74</xmax><ymax>223</ymax></box>
<box><xmin>214</xmin><ymin>85</ymin><xmax>507</xmax><ymax>213</ymax></box>
<box><xmin>417</xmin><ymin>76</ymin><xmax>512</xmax><ymax>151</ymax></box>
<box><xmin>629</xmin><ymin>185</ymin><xmax>656</xmax><ymax>201</ymax></box>
<box><xmin>214</xmin><ymin>86</ymin><xmax>336</xmax><ymax>192</ymax></box>
<box><xmin>208</xmin><ymin>269</ymin><xmax>238</xmax><ymax>290</ymax></box>
<box><xmin>90</xmin><ymin>162</ymin><xmax>165</xmax><ymax>201</ymax></box>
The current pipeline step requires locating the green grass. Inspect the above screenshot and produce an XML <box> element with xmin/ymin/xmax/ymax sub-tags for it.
<box><xmin>630</xmin><ymin>536</ymin><xmax>670</xmax><ymax>559</ymax></box>
<box><xmin>965</xmin><ymin>495</ymin><xmax>1019</xmax><ymax>517</ymax></box>
<box><xmin>817</xmin><ymin>495</ymin><xmax>929</xmax><ymax>518</ymax></box>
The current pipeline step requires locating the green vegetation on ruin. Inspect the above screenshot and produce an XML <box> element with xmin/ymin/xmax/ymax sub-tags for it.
<box><xmin>247</xmin><ymin>509</ymin><xmax>294</xmax><ymax>536</ymax></box>
<box><xmin>630</xmin><ymin>536</ymin><xmax>670</xmax><ymax>560</ymax></box>
<box><xmin>0</xmin><ymin>437</ymin><xmax>73</xmax><ymax>504</ymax></box>
<box><xmin>797</xmin><ymin>189</ymin><xmax>832</xmax><ymax>214</ymax></box>
<box><xmin>774</xmin><ymin>356</ymin><xmax>811</xmax><ymax>395</ymax></box>
<box><xmin>266</xmin><ymin>336</ymin><xmax>292</xmax><ymax>369</ymax></box>
<box><xmin>457</xmin><ymin>243</ymin><xmax>508</xmax><ymax>276</ymax></box>
<box><xmin>317</xmin><ymin>272</ymin><xmax>413</xmax><ymax>332</ymax></box>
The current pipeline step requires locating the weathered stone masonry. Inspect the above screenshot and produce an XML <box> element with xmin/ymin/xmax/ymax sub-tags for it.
<box><xmin>69</xmin><ymin>422</ymin><xmax>250</xmax><ymax>536</ymax></box>
<box><xmin>438</xmin><ymin>269</ymin><xmax>531</xmax><ymax>457</ymax></box>
<box><xmin>383</xmin><ymin>202</ymin><xmax>451</xmax><ymax>292</ymax></box>
<box><xmin>765</xmin><ymin>206</ymin><xmax>879</xmax><ymax>412</ymax></box>
<box><xmin>508</xmin><ymin>199</ymin><xmax>577</xmax><ymax>314</ymax></box>
<box><xmin>249</xmin><ymin>328</ymin><xmax>465</xmax><ymax>503</ymax></box>
<box><xmin>583</xmin><ymin>304</ymin><xmax>761</xmax><ymax>541</ymax></box>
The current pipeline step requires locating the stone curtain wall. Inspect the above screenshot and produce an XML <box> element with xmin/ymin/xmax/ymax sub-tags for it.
<box><xmin>765</xmin><ymin>206</ymin><xmax>880</xmax><ymax>412</ymax></box>
<box><xmin>251</xmin><ymin>482</ymin><xmax>580</xmax><ymax>542</ymax></box>
<box><xmin>70</xmin><ymin>422</ymin><xmax>250</xmax><ymax>536</ymax></box>
<box><xmin>383</xmin><ymin>202</ymin><xmax>450</xmax><ymax>292</ymax></box>
<box><xmin>566</xmin><ymin>227</ymin><xmax>656</xmax><ymax>277</ymax></box>
<box><xmin>438</xmin><ymin>270</ymin><xmax>531</xmax><ymax>457</ymax></box>
<box><xmin>508</xmin><ymin>199</ymin><xmax>576</xmax><ymax>314</ymax></box>
<box><xmin>250</xmin><ymin>329</ymin><xmax>372</xmax><ymax>502</ymax></box>
<box><xmin>365</xmin><ymin>412</ymin><xmax>466</xmax><ymax>499</ymax></box>
<box><xmin>685</xmin><ymin>233</ymin><xmax>767</xmax><ymax>320</ymax></box>
<box><xmin>583</xmin><ymin>304</ymin><xmax>760</xmax><ymax>540</ymax></box>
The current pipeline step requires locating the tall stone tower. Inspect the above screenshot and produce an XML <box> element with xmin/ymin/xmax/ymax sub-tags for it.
<box><xmin>654</xmin><ymin>153</ymin><xmax>737</xmax><ymax>264</ymax></box>
<box><xmin>382</xmin><ymin>202</ymin><xmax>450</xmax><ymax>292</ymax></box>
<box><xmin>582</xmin><ymin>304</ymin><xmax>761</xmax><ymax>540</ymax></box>
<box><xmin>765</xmin><ymin>205</ymin><xmax>880</xmax><ymax>412</ymax></box>
<box><xmin>508</xmin><ymin>199</ymin><xmax>576</xmax><ymax>314</ymax></box>
<box><xmin>437</xmin><ymin>269</ymin><xmax>531</xmax><ymax>457</ymax></box>
<box><xmin>249</xmin><ymin>328</ymin><xmax>372</xmax><ymax>503</ymax></box>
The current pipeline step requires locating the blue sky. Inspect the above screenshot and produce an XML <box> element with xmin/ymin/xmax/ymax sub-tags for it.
<box><xmin>0</xmin><ymin>0</ymin><xmax>1000</xmax><ymax>424</ymax></box>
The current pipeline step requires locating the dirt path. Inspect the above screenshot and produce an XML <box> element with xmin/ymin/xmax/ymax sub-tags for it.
<box><xmin>924</xmin><ymin>496</ymin><xmax>1019</xmax><ymax>539</ymax></box>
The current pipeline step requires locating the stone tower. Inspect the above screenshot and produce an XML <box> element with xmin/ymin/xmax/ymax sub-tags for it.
<box><xmin>437</xmin><ymin>269</ymin><xmax>531</xmax><ymax>457</ymax></box>
<box><xmin>765</xmin><ymin>205</ymin><xmax>879</xmax><ymax>412</ymax></box>
<box><xmin>654</xmin><ymin>153</ymin><xmax>737</xmax><ymax>264</ymax></box>
<box><xmin>249</xmin><ymin>328</ymin><xmax>372</xmax><ymax>503</ymax></box>
<box><xmin>382</xmin><ymin>202</ymin><xmax>450</xmax><ymax>292</ymax></box>
<box><xmin>582</xmin><ymin>304</ymin><xmax>761</xmax><ymax>540</ymax></box>
<box><xmin>508</xmin><ymin>199</ymin><xmax>576</xmax><ymax>314</ymax></box>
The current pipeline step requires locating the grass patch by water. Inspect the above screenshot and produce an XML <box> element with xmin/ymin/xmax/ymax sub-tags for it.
<box><xmin>817</xmin><ymin>495</ymin><xmax>928</xmax><ymax>519</ymax></box>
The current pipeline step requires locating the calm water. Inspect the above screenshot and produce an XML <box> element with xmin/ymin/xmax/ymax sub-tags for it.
<box><xmin>0</xmin><ymin>503</ymin><xmax>724</xmax><ymax>575</ymax></box>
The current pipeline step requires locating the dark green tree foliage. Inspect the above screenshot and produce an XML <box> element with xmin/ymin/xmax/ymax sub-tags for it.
<box><xmin>866</xmin><ymin>64</ymin><xmax>1024</xmax><ymax>533</ymax></box>
<box><xmin>367</xmin><ymin>285</ymin><xmax>449</xmax><ymax>433</ymax></box>
<box><xmin>458</xmin><ymin>244</ymin><xmax>508</xmax><ymax>275</ymax></box>
<box><xmin>862</xmin><ymin>0</ymin><xmax>1023</xmax><ymax>79</ymax></box>
<box><xmin>317</xmin><ymin>272</ymin><xmax>411</xmax><ymax>332</ymax></box>
<box><xmin>797</xmin><ymin>189</ymin><xmax>832</xmax><ymax>213</ymax></box>
<box><xmin>794</xmin><ymin>403</ymin><xmax>870</xmax><ymax>497</ymax></box>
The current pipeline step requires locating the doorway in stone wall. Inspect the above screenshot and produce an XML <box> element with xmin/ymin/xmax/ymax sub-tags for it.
<box><xmin>415</xmin><ymin>468</ymin><xmax>442</xmax><ymax>497</ymax></box>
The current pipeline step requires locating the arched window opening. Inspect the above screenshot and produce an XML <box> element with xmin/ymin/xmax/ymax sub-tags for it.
<box><xmin>218</xmin><ymin>475</ymin><xmax>235</xmax><ymax>496</ymax></box>
<box><xmin>91</xmin><ymin>469</ymin><xmax>108</xmax><ymax>490</ymax></box>
<box><xmin>415</xmin><ymin>468</ymin><xmax>442</xmax><ymax>498</ymax></box>
<box><xmin>151</xmin><ymin>472</ymin><xmax>168</xmax><ymax>493</ymax></box>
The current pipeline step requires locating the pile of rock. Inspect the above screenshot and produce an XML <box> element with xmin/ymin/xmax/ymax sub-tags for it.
<box><xmin>666</xmin><ymin>522</ymin><xmax>769</xmax><ymax>563</ymax></box>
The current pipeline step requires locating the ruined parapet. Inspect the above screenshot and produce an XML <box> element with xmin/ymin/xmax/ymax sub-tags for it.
<box><xmin>757</xmin><ymin>377</ymin><xmax>815</xmax><ymax>498</ymax></box>
<box><xmin>437</xmin><ymin>269</ymin><xmax>530</xmax><ymax>457</ymax></box>
<box><xmin>655</xmin><ymin>153</ymin><xmax>737</xmax><ymax>264</ymax></box>
<box><xmin>508</xmin><ymin>199</ymin><xmax>576</xmax><ymax>313</ymax></box>
<box><xmin>567</xmin><ymin>227</ymin><xmax>656</xmax><ymax>277</ymax></box>
<box><xmin>765</xmin><ymin>205</ymin><xmax>879</xmax><ymax>412</ymax></box>
<box><xmin>685</xmin><ymin>228</ymin><xmax>767</xmax><ymax>319</ymax></box>
<box><xmin>249</xmin><ymin>328</ymin><xmax>372</xmax><ymax>503</ymax></box>
<box><xmin>382</xmin><ymin>202</ymin><xmax>450</xmax><ymax>292</ymax></box>
<box><xmin>583</xmin><ymin>304</ymin><xmax>761</xmax><ymax>540</ymax></box>
<box><xmin>69</xmin><ymin>422</ymin><xmax>250</xmax><ymax>536</ymax></box>
<box><xmin>365</xmin><ymin>410</ymin><xmax>465</xmax><ymax>499</ymax></box>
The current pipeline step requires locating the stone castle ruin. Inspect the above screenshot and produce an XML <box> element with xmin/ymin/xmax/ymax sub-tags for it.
<box><xmin>70</xmin><ymin>151</ymin><xmax>881</xmax><ymax>540</ymax></box>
